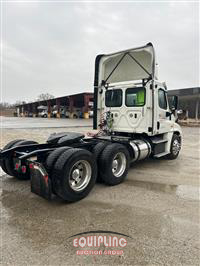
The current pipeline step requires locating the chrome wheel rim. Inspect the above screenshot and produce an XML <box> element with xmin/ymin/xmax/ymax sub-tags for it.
<box><xmin>112</xmin><ymin>152</ymin><xmax>126</xmax><ymax>177</ymax></box>
<box><xmin>69</xmin><ymin>160</ymin><xmax>92</xmax><ymax>192</ymax></box>
<box><xmin>172</xmin><ymin>139</ymin><xmax>180</xmax><ymax>155</ymax></box>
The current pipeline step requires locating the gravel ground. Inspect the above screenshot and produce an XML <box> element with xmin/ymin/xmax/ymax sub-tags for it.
<box><xmin>0</xmin><ymin>118</ymin><xmax>199</xmax><ymax>266</ymax></box>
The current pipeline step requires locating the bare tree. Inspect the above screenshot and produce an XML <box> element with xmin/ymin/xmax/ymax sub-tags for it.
<box><xmin>0</xmin><ymin>102</ymin><xmax>11</xmax><ymax>110</ymax></box>
<box><xmin>36</xmin><ymin>93</ymin><xmax>55</xmax><ymax>101</ymax></box>
<box><xmin>13</xmin><ymin>100</ymin><xmax>27</xmax><ymax>106</ymax></box>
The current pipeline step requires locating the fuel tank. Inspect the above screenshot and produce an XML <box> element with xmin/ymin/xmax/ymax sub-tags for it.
<box><xmin>129</xmin><ymin>139</ymin><xmax>151</xmax><ymax>162</ymax></box>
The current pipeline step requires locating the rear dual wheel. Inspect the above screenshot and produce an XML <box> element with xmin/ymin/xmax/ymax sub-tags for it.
<box><xmin>1</xmin><ymin>139</ymin><xmax>38</xmax><ymax>180</ymax></box>
<box><xmin>99</xmin><ymin>143</ymin><xmax>130</xmax><ymax>185</ymax></box>
<box><xmin>92</xmin><ymin>142</ymin><xmax>109</xmax><ymax>182</ymax></box>
<box><xmin>47</xmin><ymin>143</ymin><xmax>129</xmax><ymax>201</ymax></box>
<box><xmin>1</xmin><ymin>139</ymin><xmax>24</xmax><ymax>174</ymax></box>
<box><xmin>93</xmin><ymin>142</ymin><xmax>130</xmax><ymax>186</ymax></box>
<box><xmin>45</xmin><ymin>146</ymin><xmax>71</xmax><ymax>194</ymax></box>
<box><xmin>48</xmin><ymin>148</ymin><xmax>97</xmax><ymax>202</ymax></box>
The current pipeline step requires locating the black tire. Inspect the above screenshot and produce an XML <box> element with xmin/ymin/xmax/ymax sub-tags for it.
<box><xmin>1</xmin><ymin>139</ymin><xmax>25</xmax><ymax>174</ymax></box>
<box><xmin>5</xmin><ymin>140</ymin><xmax>38</xmax><ymax>180</ymax></box>
<box><xmin>46</xmin><ymin>146</ymin><xmax>71</xmax><ymax>193</ymax></box>
<box><xmin>93</xmin><ymin>142</ymin><xmax>109</xmax><ymax>182</ymax></box>
<box><xmin>46</xmin><ymin>147</ymin><xmax>71</xmax><ymax>173</ymax></box>
<box><xmin>99</xmin><ymin>143</ymin><xmax>130</xmax><ymax>186</ymax></box>
<box><xmin>52</xmin><ymin>148</ymin><xmax>97</xmax><ymax>202</ymax></box>
<box><xmin>167</xmin><ymin>134</ymin><xmax>181</xmax><ymax>160</ymax></box>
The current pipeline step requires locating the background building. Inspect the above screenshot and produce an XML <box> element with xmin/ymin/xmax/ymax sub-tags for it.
<box><xmin>15</xmin><ymin>92</ymin><xmax>94</xmax><ymax>119</ymax></box>
<box><xmin>14</xmin><ymin>87</ymin><xmax>200</xmax><ymax>120</ymax></box>
<box><xmin>168</xmin><ymin>87</ymin><xmax>200</xmax><ymax>120</ymax></box>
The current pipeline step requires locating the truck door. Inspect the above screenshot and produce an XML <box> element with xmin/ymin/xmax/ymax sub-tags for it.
<box><xmin>104</xmin><ymin>86</ymin><xmax>148</xmax><ymax>133</ymax></box>
<box><xmin>156</xmin><ymin>87</ymin><xmax>172</xmax><ymax>134</ymax></box>
<box><xmin>104</xmin><ymin>89</ymin><xmax>123</xmax><ymax>131</ymax></box>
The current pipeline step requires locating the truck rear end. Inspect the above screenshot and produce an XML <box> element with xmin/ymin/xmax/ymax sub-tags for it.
<box><xmin>0</xmin><ymin>43</ymin><xmax>182</xmax><ymax>202</ymax></box>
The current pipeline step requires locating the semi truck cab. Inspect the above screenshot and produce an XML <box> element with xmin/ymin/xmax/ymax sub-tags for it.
<box><xmin>94</xmin><ymin>42</ymin><xmax>182</xmax><ymax>157</ymax></box>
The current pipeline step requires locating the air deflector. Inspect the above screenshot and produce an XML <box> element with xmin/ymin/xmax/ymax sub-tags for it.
<box><xmin>95</xmin><ymin>43</ymin><xmax>156</xmax><ymax>86</ymax></box>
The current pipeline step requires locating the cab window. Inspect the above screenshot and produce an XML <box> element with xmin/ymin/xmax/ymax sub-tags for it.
<box><xmin>158</xmin><ymin>89</ymin><xmax>167</xmax><ymax>110</ymax></box>
<box><xmin>105</xmin><ymin>89</ymin><xmax>122</xmax><ymax>107</ymax></box>
<box><xmin>125</xmin><ymin>87</ymin><xmax>145</xmax><ymax>107</ymax></box>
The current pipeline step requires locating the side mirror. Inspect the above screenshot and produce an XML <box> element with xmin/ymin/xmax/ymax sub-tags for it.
<box><xmin>171</xmin><ymin>95</ymin><xmax>178</xmax><ymax>110</ymax></box>
<box><xmin>166</xmin><ymin>111</ymin><xmax>171</xmax><ymax>117</ymax></box>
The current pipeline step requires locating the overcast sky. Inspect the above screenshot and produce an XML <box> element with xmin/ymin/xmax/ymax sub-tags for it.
<box><xmin>1</xmin><ymin>1</ymin><xmax>199</xmax><ymax>103</ymax></box>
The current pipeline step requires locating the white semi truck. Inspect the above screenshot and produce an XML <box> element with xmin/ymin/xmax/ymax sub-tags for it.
<box><xmin>0</xmin><ymin>43</ymin><xmax>182</xmax><ymax>202</ymax></box>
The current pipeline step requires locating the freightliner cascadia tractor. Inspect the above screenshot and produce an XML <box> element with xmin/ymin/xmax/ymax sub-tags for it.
<box><xmin>0</xmin><ymin>43</ymin><xmax>182</xmax><ymax>202</ymax></box>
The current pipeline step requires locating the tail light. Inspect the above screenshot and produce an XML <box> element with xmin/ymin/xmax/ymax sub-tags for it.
<box><xmin>29</xmin><ymin>163</ymin><xmax>34</xmax><ymax>169</ymax></box>
<box><xmin>44</xmin><ymin>175</ymin><xmax>48</xmax><ymax>185</ymax></box>
<box><xmin>15</xmin><ymin>163</ymin><xmax>20</xmax><ymax>170</ymax></box>
<box><xmin>21</xmin><ymin>166</ymin><xmax>26</xmax><ymax>173</ymax></box>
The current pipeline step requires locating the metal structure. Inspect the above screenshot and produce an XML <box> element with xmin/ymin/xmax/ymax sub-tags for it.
<box><xmin>15</xmin><ymin>92</ymin><xmax>94</xmax><ymax>119</ymax></box>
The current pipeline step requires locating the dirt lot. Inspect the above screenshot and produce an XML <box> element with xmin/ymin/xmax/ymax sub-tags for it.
<box><xmin>0</xmin><ymin>118</ymin><xmax>199</xmax><ymax>265</ymax></box>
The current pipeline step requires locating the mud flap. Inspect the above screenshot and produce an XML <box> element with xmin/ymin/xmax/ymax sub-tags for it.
<box><xmin>30</xmin><ymin>163</ymin><xmax>52</xmax><ymax>200</ymax></box>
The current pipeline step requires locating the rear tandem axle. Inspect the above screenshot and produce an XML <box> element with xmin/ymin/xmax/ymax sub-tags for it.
<box><xmin>0</xmin><ymin>131</ymin><xmax>180</xmax><ymax>202</ymax></box>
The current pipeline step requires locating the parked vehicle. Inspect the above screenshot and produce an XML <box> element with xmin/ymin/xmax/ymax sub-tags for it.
<box><xmin>28</xmin><ymin>112</ymin><xmax>33</xmax><ymax>117</ymax></box>
<box><xmin>88</xmin><ymin>110</ymin><xmax>93</xmax><ymax>118</ymax></box>
<box><xmin>0</xmin><ymin>43</ymin><xmax>182</xmax><ymax>202</ymax></box>
<box><xmin>51</xmin><ymin>105</ymin><xmax>58</xmax><ymax>118</ymax></box>
<box><xmin>37</xmin><ymin>106</ymin><xmax>48</xmax><ymax>118</ymax></box>
<box><xmin>60</xmin><ymin>107</ymin><xmax>66</xmax><ymax>118</ymax></box>
<box><xmin>40</xmin><ymin>110</ymin><xmax>48</xmax><ymax>118</ymax></box>
<box><xmin>51</xmin><ymin>105</ymin><xmax>66</xmax><ymax>118</ymax></box>
<box><xmin>88</xmin><ymin>101</ymin><xmax>94</xmax><ymax>118</ymax></box>
<box><xmin>65</xmin><ymin>110</ymin><xmax>70</xmax><ymax>118</ymax></box>
<box><xmin>177</xmin><ymin>109</ymin><xmax>187</xmax><ymax>120</ymax></box>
